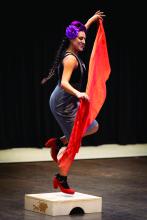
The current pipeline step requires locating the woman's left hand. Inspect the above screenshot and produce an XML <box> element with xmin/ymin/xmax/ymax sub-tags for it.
<box><xmin>94</xmin><ymin>10</ymin><xmax>106</xmax><ymax>21</ymax></box>
<box><xmin>85</xmin><ymin>10</ymin><xmax>106</xmax><ymax>29</ymax></box>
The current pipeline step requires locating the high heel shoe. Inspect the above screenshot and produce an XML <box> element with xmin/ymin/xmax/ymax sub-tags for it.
<box><xmin>45</xmin><ymin>137</ymin><xmax>65</xmax><ymax>163</ymax></box>
<box><xmin>45</xmin><ymin>137</ymin><xmax>57</xmax><ymax>148</ymax></box>
<box><xmin>53</xmin><ymin>173</ymin><xmax>75</xmax><ymax>194</ymax></box>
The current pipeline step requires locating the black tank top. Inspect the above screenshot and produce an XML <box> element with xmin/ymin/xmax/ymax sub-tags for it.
<box><xmin>57</xmin><ymin>51</ymin><xmax>86</xmax><ymax>91</ymax></box>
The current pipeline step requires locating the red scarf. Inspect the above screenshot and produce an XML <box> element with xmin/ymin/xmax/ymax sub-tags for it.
<box><xmin>58</xmin><ymin>20</ymin><xmax>111</xmax><ymax>174</ymax></box>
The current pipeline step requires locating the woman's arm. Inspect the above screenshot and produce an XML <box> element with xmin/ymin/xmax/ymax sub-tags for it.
<box><xmin>60</xmin><ymin>55</ymin><xmax>89</xmax><ymax>100</ymax></box>
<box><xmin>60</xmin><ymin>55</ymin><xmax>81</xmax><ymax>97</ymax></box>
<box><xmin>85</xmin><ymin>10</ymin><xmax>106</xmax><ymax>30</ymax></box>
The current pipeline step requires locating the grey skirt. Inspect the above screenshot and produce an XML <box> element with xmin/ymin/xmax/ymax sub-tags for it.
<box><xmin>49</xmin><ymin>83</ymin><xmax>98</xmax><ymax>140</ymax></box>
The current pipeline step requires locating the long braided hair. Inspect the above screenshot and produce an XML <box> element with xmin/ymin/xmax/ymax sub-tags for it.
<box><xmin>41</xmin><ymin>20</ymin><xmax>86</xmax><ymax>85</ymax></box>
<box><xmin>41</xmin><ymin>36</ymin><xmax>69</xmax><ymax>84</ymax></box>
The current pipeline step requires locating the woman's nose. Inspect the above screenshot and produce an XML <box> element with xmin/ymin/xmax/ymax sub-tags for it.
<box><xmin>82</xmin><ymin>39</ymin><xmax>85</xmax><ymax>44</ymax></box>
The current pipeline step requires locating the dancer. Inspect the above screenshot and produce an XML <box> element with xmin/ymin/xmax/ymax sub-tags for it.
<box><xmin>41</xmin><ymin>11</ymin><xmax>106</xmax><ymax>194</ymax></box>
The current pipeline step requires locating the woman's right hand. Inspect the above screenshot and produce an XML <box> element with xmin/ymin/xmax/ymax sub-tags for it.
<box><xmin>76</xmin><ymin>92</ymin><xmax>89</xmax><ymax>101</ymax></box>
<box><xmin>85</xmin><ymin>10</ymin><xmax>106</xmax><ymax>30</ymax></box>
<box><xmin>94</xmin><ymin>10</ymin><xmax>106</xmax><ymax>21</ymax></box>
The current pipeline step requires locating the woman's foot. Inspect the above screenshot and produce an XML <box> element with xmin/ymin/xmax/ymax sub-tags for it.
<box><xmin>45</xmin><ymin>137</ymin><xmax>67</xmax><ymax>162</ymax></box>
<box><xmin>53</xmin><ymin>173</ymin><xmax>75</xmax><ymax>194</ymax></box>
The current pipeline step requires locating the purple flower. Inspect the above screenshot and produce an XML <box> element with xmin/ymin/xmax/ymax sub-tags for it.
<box><xmin>65</xmin><ymin>25</ymin><xmax>79</xmax><ymax>39</ymax></box>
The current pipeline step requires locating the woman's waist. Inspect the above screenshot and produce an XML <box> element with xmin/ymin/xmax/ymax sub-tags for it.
<box><xmin>57</xmin><ymin>80</ymin><xmax>81</xmax><ymax>90</ymax></box>
<box><xmin>50</xmin><ymin>83</ymin><xmax>79</xmax><ymax>103</ymax></box>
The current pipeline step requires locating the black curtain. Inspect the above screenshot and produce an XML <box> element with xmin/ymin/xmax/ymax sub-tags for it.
<box><xmin>0</xmin><ymin>1</ymin><xmax>146</xmax><ymax>149</ymax></box>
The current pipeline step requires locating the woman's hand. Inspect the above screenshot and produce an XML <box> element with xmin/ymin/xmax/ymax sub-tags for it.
<box><xmin>85</xmin><ymin>10</ymin><xmax>106</xmax><ymax>30</ymax></box>
<box><xmin>94</xmin><ymin>10</ymin><xmax>106</xmax><ymax>21</ymax></box>
<box><xmin>76</xmin><ymin>91</ymin><xmax>89</xmax><ymax>101</ymax></box>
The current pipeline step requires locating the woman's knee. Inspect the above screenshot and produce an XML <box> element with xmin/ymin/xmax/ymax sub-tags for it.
<box><xmin>87</xmin><ymin>120</ymin><xmax>99</xmax><ymax>134</ymax></box>
<box><xmin>93</xmin><ymin>121</ymin><xmax>99</xmax><ymax>133</ymax></box>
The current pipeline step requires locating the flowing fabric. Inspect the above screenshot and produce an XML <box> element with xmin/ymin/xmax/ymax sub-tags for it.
<box><xmin>58</xmin><ymin>20</ymin><xmax>111</xmax><ymax>174</ymax></box>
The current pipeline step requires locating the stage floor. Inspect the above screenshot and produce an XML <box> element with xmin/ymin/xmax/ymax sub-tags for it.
<box><xmin>0</xmin><ymin>157</ymin><xmax>147</xmax><ymax>220</ymax></box>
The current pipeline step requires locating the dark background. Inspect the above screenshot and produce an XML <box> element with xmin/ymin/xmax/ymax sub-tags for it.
<box><xmin>0</xmin><ymin>1</ymin><xmax>146</xmax><ymax>148</ymax></box>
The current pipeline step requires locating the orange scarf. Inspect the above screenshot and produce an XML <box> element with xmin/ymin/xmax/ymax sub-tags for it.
<box><xmin>58</xmin><ymin>20</ymin><xmax>111</xmax><ymax>174</ymax></box>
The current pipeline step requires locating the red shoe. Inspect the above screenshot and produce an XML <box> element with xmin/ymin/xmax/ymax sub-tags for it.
<box><xmin>45</xmin><ymin>137</ymin><xmax>57</xmax><ymax>148</ymax></box>
<box><xmin>53</xmin><ymin>174</ymin><xmax>75</xmax><ymax>194</ymax></box>
<box><xmin>44</xmin><ymin>138</ymin><xmax>63</xmax><ymax>163</ymax></box>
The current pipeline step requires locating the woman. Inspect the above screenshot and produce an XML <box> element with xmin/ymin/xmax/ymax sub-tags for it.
<box><xmin>42</xmin><ymin>10</ymin><xmax>105</xmax><ymax>194</ymax></box>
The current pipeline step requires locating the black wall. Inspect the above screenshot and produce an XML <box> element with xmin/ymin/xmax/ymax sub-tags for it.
<box><xmin>0</xmin><ymin>1</ymin><xmax>146</xmax><ymax>148</ymax></box>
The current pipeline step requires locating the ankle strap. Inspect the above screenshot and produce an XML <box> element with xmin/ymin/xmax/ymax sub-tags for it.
<box><xmin>56</xmin><ymin>138</ymin><xmax>64</xmax><ymax>148</ymax></box>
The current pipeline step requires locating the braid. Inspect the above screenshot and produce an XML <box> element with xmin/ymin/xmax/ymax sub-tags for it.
<box><xmin>41</xmin><ymin>20</ymin><xmax>86</xmax><ymax>85</ymax></box>
<box><xmin>41</xmin><ymin>37</ymin><xmax>69</xmax><ymax>85</ymax></box>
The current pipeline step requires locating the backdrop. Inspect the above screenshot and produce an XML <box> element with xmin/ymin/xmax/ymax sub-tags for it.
<box><xmin>0</xmin><ymin>1</ymin><xmax>146</xmax><ymax>148</ymax></box>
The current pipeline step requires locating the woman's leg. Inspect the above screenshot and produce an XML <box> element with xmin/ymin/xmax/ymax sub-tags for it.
<box><xmin>58</xmin><ymin>120</ymin><xmax>99</xmax><ymax>177</ymax></box>
<box><xmin>83</xmin><ymin>120</ymin><xmax>99</xmax><ymax>136</ymax></box>
<box><xmin>59</xmin><ymin>119</ymin><xmax>99</xmax><ymax>145</ymax></box>
<box><xmin>59</xmin><ymin>136</ymin><xmax>68</xmax><ymax>145</ymax></box>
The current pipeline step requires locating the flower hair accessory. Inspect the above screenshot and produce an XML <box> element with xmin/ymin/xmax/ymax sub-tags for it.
<box><xmin>65</xmin><ymin>25</ymin><xmax>79</xmax><ymax>39</ymax></box>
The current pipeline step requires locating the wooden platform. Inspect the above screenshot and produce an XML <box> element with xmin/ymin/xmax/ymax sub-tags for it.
<box><xmin>24</xmin><ymin>192</ymin><xmax>102</xmax><ymax>216</ymax></box>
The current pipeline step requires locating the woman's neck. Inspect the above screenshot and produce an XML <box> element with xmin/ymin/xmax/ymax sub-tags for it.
<box><xmin>66</xmin><ymin>46</ymin><xmax>78</xmax><ymax>55</ymax></box>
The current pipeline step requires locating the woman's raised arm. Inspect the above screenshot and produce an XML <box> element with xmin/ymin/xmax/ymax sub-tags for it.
<box><xmin>85</xmin><ymin>10</ymin><xmax>106</xmax><ymax>30</ymax></box>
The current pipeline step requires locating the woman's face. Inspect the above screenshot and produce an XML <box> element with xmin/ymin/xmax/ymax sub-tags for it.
<box><xmin>71</xmin><ymin>31</ymin><xmax>86</xmax><ymax>52</ymax></box>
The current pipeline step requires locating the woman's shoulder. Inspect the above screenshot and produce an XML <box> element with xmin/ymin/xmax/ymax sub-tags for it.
<box><xmin>63</xmin><ymin>54</ymin><xmax>77</xmax><ymax>63</ymax></box>
<box><xmin>63</xmin><ymin>51</ymin><xmax>84</xmax><ymax>65</ymax></box>
<box><xmin>60</xmin><ymin>51</ymin><xmax>86</xmax><ymax>72</ymax></box>
<box><xmin>61</xmin><ymin>52</ymin><xmax>78</xmax><ymax>67</ymax></box>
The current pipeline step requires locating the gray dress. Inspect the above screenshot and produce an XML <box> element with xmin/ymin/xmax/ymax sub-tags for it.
<box><xmin>49</xmin><ymin>51</ymin><xmax>98</xmax><ymax>141</ymax></box>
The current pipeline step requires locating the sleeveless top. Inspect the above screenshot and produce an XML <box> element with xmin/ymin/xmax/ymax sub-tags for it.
<box><xmin>57</xmin><ymin>51</ymin><xmax>86</xmax><ymax>92</ymax></box>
